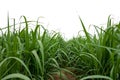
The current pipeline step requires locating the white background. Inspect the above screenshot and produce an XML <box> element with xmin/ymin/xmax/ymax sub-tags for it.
<box><xmin>0</xmin><ymin>0</ymin><xmax>120</xmax><ymax>39</ymax></box>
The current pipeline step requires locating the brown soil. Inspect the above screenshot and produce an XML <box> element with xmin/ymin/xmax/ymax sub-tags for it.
<box><xmin>49</xmin><ymin>69</ymin><xmax>76</xmax><ymax>80</ymax></box>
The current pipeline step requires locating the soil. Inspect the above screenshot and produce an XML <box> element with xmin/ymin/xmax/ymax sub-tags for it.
<box><xmin>49</xmin><ymin>68</ymin><xmax>76</xmax><ymax>80</ymax></box>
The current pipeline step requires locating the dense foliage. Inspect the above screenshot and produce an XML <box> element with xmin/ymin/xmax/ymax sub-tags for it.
<box><xmin>0</xmin><ymin>16</ymin><xmax>120</xmax><ymax>80</ymax></box>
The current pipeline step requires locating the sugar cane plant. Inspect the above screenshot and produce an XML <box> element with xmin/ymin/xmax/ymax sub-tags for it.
<box><xmin>0</xmin><ymin>15</ymin><xmax>120</xmax><ymax>80</ymax></box>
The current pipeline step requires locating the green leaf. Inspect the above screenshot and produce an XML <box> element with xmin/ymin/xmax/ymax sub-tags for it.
<box><xmin>1</xmin><ymin>73</ymin><xmax>31</xmax><ymax>80</ymax></box>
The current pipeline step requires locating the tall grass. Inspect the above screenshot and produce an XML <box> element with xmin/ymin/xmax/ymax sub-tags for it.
<box><xmin>0</xmin><ymin>15</ymin><xmax>120</xmax><ymax>80</ymax></box>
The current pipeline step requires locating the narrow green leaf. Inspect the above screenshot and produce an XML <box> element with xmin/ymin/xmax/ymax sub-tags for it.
<box><xmin>80</xmin><ymin>75</ymin><xmax>113</xmax><ymax>80</ymax></box>
<box><xmin>79</xmin><ymin>16</ymin><xmax>91</xmax><ymax>42</ymax></box>
<box><xmin>1</xmin><ymin>73</ymin><xmax>31</xmax><ymax>80</ymax></box>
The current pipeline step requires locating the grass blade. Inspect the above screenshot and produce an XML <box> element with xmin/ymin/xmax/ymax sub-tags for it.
<box><xmin>79</xmin><ymin>16</ymin><xmax>91</xmax><ymax>42</ymax></box>
<box><xmin>1</xmin><ymin>73</ymin><xmax>31</xmax><ymax>80</ymax></box>
<box><xmin>80</xmin><ymin>75</ymin><xmax>113</xmax><ymax>80</ymax></box>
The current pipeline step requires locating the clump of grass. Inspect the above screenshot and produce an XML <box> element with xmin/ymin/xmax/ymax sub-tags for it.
<box><xmin>0</xmin><ymin>15</ymin><xmax>120</xmax><ymax>80</ymax></box>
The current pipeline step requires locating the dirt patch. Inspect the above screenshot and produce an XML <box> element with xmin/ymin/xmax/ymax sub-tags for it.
<box><xmin>49</xmin><ymin>69</ymin><xmax>76</xmax><ymax>80</ymax></box>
